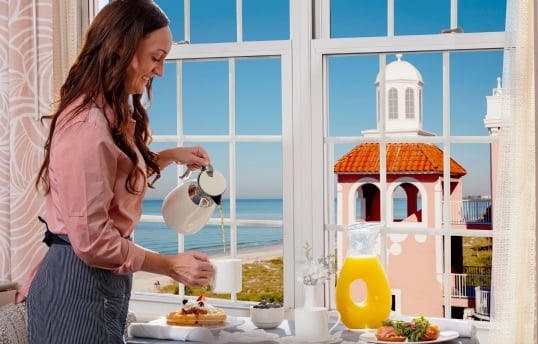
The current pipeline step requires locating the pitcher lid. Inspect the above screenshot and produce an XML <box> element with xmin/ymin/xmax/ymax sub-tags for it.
<box><xmin>198</xmin><ymin>168</ymin><xmax>227</xmax><ymax>196</ymax></box>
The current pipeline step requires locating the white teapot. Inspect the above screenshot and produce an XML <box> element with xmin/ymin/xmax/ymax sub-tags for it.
<box><xmin>162</xmin><ymin>164</ymin><xmax>227</xmax><ymax>235</ymax></box>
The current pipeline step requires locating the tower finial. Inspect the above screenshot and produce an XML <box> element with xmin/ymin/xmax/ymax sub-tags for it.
<box><xmin>493</xmin><ymin>77</ymin><xmax>503</xmax><ymax>95</ymax></box>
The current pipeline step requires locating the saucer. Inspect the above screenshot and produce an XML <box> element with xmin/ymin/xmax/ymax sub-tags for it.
<box><xmin>278</xmin><ymin>334</ymin><xmax>341</xmax><ymax>344</ymax></box>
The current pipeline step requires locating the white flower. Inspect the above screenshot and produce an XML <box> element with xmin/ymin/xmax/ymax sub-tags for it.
<box><xmin>299</xmin><ymin>242</ymin><xmax>336</xmax><ymax>286</ymax></box>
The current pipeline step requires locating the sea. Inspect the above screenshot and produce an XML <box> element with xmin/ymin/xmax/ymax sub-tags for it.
<box><xmin>135</xmin><ymin>198</ymin><xmax>410</xmax><ymax>256</ymax></box>
<box><xmin>136</xmin><ymin>199</ymin><xmax>284</xmax><ymax>256</ymax></box>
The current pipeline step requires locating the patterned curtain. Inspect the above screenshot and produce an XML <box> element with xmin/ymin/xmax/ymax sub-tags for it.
<box><xmin>0</xmin><ymin>0</ymin><xmax>51</xmax><ymax>285</ymax></box>
<box><xmin>0</xmin><ymin>0</ymin><xmax>88</xmax><ymax>289</ymax></box>
<box><xmin>490</xmin><ymin>0</ymin><xmax>536</xmax><ymax>342</ymax></box>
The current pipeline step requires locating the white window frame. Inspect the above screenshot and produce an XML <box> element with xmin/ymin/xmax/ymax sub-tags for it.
<box><xmin>128</xmin><ymin>40</ymin><xmax>294</xmax><ymax>319</ymax></box>
<box><xmin>89</xmin><ymin>3</ymin><xmax>507</xmax><ymax>336</ymax></box>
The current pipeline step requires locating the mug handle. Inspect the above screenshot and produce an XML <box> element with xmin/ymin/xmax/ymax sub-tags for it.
<box><xmin>328</xmin><ymin>310</ymin><xmax>341</xmax><ymax>334</ymax></box>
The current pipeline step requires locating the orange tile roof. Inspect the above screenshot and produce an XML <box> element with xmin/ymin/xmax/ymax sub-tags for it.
<box><xmin>334</xmin><ymin>143</ymin><xmax>467</xmax><ymax>177</ymax></box>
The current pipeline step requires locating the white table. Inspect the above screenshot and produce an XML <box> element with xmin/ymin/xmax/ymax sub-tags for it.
<box><xmin>126</xmin><ymin>316</ymin><xmax>480</xmax><ymax>343</ymax></box>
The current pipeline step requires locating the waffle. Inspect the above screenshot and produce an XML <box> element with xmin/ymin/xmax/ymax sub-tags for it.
<box><xmin>166</xmin><ymin>295</ymin><xmax>227</xmax><ymax>326</ymax></box>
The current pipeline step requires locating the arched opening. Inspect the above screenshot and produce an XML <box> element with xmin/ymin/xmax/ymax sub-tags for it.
<box><xmin>355</xmin><ymin>183</ymin><xmax>381</xmax><ymax>221</ymax></box>
<box><xmin>392</xmin><ymin>183</ymin><xmax>422</xmax><ymax>222</ymax></box>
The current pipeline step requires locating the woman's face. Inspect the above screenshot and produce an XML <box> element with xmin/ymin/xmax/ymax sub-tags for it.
<box><xmin>125</xmin><ymin>26</ymin><xmax>172</xmax><ymax>95</ymax></box>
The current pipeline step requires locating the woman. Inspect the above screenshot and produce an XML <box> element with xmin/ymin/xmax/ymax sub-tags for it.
<box><xmin>21</xmin><ymin>1</ymin><xmax>215</xmax><ymax>342</ymax></box>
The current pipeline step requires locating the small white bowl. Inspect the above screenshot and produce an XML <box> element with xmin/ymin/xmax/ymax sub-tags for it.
<box><xmin>250</xmin><ymin>305</ymin><xmax>285</xmax><ymax>329</ymax></box>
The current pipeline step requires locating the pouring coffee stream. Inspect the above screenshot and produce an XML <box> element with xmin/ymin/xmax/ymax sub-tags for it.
<box><xmin>162</xmin><ymin>164</ymin><xmax>227</xmax><ymax>238</ymax></box>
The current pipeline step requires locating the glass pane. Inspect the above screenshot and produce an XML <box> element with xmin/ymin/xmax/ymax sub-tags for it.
<box><xmin>384</xmin><ymin>232</ymin><xmax>444</xmax><ymax>317</ymax></box>
<box><xmin>191</xmin><ymin>0</ymin><xmax>237</xmax><ymax>43</ymax></box>
<box><xmin>183</xmin><ymin>60</ymin><xmax>230</xmax><ymax>135</ymax></box>
<box><xmin>391</xmin><ymin>184</ymin><xmax>423</xmax><ymax>223</ymax></box>
<box><xmin>156</xmin><ymin>0</ymin><xmax>186</xmax><ymax>42</ymax></box>
<box><xmin>328</xmin><ymin>53</ymin><xmax>444</xmax><ymax>137</ymax></box>
<box><xmin>148</xmin><ymin>62</ymin><xmax>178</xmax><ymax>135</ymax></box>
<box><xmin>237</xmin><ymin>142</ymin><xmax>283</xmax><ymax>199</ymax></box>
<box><xmin>394</xmin><ymin>0</ymin><xmax>450</xmax><ymax>35</ymax></box>
<box><xmin>328</xmin><ymin>55</ymin><xmax>378</xmax><ymax>136</ymax></box>
<box><xmin>398</xmin><ymin>53</ymin><xmax>444</xmax><ymax>136</ymax></box>
<box><xmin>450</xmin><ymin>51</ymin><xmax>504</xmax><ymax>136</ymax></box>
<box><xmin>243</xmin><ymin>0</ymin><xmax>289</xmax><ymax>41</ymax></box>
<box><xmin>333</xmin><ymin>142</ymin><xmax>382</xmax><ymax>222</ymax></box>
<box><xmin>458</xmin><ymin>0</ymin><xmax>507</xmax><ymax>33</ymax></box>
<box><xmin>452</xmin><ymin>143</ymin><xmax>493</xmax><ymax>213</ymax></box>
<box><xmin>236</xmin><ymin>58</ymin><xmax>282</xmax><ymax>135</ymax></box>
<box><xmin>330</xmin><ymin>0</ymin><xmax>387</xmax><ymax>38</ymax></box>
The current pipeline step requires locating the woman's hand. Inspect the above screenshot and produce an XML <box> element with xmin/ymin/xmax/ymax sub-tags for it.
<box><xmin>141</xmin><ymin>250</ymin><xmax>215</xmax><ymax>287</ymax></box>
<box><xmin>168</xmin><ymin>251</ymin><xmax>215</xmax><ymax>287</ymax></box>
<box><xmin>157</xmin><ymin>146</ymin><xmax>210</xmax><ymax>170</ymax></box>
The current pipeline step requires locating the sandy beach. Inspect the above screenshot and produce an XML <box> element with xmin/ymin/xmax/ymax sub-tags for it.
<box><xmin>133</xmin><ymin>245</ymin><xmax>283</xmax><ymax>293</ymax></box>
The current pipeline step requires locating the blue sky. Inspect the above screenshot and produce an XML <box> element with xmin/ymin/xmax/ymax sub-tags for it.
<box><xmin>99</xmin><ymin>1</ymin><xmax>507</xmax><ymax>200</ymax></box>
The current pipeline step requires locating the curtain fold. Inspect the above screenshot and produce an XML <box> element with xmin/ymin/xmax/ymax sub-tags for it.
<box><xmin>53</xmin><ymin>0</ymin><xmax>90</xmax><ymax>100</ymax></box>
<box><xmin>0</xmin><ymin>0</ymin><xmax>53</xmax><ymax>283</ymax></box>
<box><xmin>0</xmin><ymin>0</ymin><xmax>96</xmax><ymax>286</ymax></box>
<box><xmin>490</xmin><ymin>0</ymin><xmax>536</xmax><ymax>342</ymax></box>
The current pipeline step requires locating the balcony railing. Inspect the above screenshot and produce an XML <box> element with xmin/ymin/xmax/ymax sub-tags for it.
<box><xmin>450</xmin><ymin>272</ymin><xmax>491</xmax><ymax>320</ymax></box>
<box><xmin>451</xmin><ymin>271</ymin><xmax>491</xmax><ymax>297</ymax></box>
<box><xmin>442</xmin><ymin>199</ymin><xmax>492</xmax><ymax>225</ymax></box>
<box><xmin>474</xmin><ymin>286</ymin><xmax>491</xmax><ymax>320</ymax></box>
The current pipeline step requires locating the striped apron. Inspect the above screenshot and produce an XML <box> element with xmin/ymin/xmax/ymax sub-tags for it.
<box><xmin>27</xmin><ymin>220</ymin><xmax>132</xmax><ymax>344</ymax></box>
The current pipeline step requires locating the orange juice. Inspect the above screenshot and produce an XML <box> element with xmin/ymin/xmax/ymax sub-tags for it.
<box><xmin>335</xmin><ymin>255</ymin><xmax>392</xmax><ymax>329</ymax></box>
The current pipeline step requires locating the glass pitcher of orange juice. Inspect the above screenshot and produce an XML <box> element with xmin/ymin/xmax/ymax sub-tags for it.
<box><xmin>335</xmin><ymin>222</ymin><xmax>392</xmax><ymax>329</ymax></box>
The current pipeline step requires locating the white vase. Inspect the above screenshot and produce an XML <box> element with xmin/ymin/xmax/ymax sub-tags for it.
<box><xmin>303</xmin><ymin>284</ymin><xmax>321</xmax><ymax>308</ymax></box>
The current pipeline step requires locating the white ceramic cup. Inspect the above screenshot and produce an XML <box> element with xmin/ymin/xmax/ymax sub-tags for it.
<box><xmin>210</xmin><ymin>258</ymin><xmax>242</xmax><ymax>293</ymax></box>
<box><xmin>294</xmin><ymin>307</ymin><xmax>341</xmax><ymax>342</ymax></box>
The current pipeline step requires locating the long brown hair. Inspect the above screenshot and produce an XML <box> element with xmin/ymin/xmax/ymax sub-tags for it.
<box><xmin>36</xmin><ymin>0</ymin><xmax>169</xmax><ymax>195</ymax></box>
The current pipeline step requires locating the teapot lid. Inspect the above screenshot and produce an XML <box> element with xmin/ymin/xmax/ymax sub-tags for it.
<box><xmin>198</xmin><ymin>166</ymin><xmax>227</xmax><ymax>196</ymax></box>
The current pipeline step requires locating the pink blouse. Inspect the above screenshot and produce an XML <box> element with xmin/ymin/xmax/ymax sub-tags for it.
<box><xmin>16</xmin><ymin>100</ymin><xmax>147</xmax><ymax>302</ymax></box>
<box><xmin>46</xmin><ymin>101</ymin><xmax>147</xmax><ymax>273</ymax></box>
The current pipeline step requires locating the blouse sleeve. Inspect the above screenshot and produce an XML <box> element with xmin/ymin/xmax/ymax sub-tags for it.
<box><xmin>49</xmin><ymin>114</ymin><xmax>146</xmax><ymax>274</ymax></box>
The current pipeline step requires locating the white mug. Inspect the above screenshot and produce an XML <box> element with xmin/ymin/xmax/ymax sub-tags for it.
<box><xmin>210</xmin><ymin>258</ymin><xmax>242</xmax><ymax>293</ymax></box>
<box><xmin>294</xmin><ymin>307</ymin><xmax>341</xmax><ymax>342</ymax></box>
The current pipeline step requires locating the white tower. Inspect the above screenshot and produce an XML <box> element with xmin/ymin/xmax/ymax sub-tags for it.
<box><xmin>363</xmin><ymin>54</ymin><xmax>434</xmax><ymax>137</ymax></box>
<box><xmin>483</xmin><ymin>77</ymin><xmax>504</xmax><ymax>136</ymax></box>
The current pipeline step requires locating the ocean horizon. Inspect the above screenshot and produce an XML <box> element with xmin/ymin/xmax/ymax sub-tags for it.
<box><xmin>136</xmin><ymin>199</ymin><xmax>284</xmax><ymax>256</ymax></box>
<box><xmin>135</xmin><ymin>198</ymin><xmax>418</xmax><ymax>256</ymax></box>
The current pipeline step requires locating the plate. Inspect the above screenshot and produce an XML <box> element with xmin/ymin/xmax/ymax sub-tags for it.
<box><xmin>278</xmin><ymin>334</ymin><xmax>341</xmax><ymax>344</ymax></box>
<box><xmin>149</xmin><ymin>315</ymin><xmax>245</xmax><ymax>331</ymax></box>
<box><xmin>359</xmin><ymin>330</ymin><xmax>459</xmax><ymax>343</ymax></box>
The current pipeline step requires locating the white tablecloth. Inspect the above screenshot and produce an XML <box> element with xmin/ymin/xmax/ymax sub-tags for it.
<box><xmin>127</xmin><ymin>316</ymin><xmax>480</xmax><ymax>344</ymax></box>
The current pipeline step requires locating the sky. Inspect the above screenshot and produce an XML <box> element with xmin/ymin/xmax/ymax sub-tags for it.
<box><xmin>98</xmin><ymin>0</ymin><xmax>507</xmax><ymax>200</ymax></box>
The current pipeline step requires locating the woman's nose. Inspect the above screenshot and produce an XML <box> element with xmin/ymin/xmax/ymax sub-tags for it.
<box><xmin>154</xmin><ymin>61</ymin><xmax>165</xmax><ymax>77</ymax></box>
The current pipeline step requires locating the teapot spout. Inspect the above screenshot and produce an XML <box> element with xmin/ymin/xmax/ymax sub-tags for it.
<box><xmin>211</xmin><ymin>194</ymin><xmax>223</xmax><ymax>205</ymax></box>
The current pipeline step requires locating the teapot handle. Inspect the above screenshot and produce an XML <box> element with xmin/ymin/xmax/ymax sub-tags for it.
<box><xmin>179</xmin><ymin>169</ymin><xmax>192</xmax><ymax>181</ymax></box>
<box><xmin>203</xmin><ymin>164</ymin><xmax>214</xmax><ymax>177</ymax></box>
<box><xmin>179</xmin><ymin>164</ymin><xmax>214</xmax><ymax>181</ymax></box>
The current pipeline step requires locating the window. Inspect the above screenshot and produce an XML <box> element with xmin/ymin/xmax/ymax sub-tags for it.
<box><xmin>405</xmin><ymin>88</ymin><xmax>415</xmax><ymax>119</ymax></box>
<box><xmin>105</xmin><ymin>0</ymin><xmax>508</xmax><ymax>326</ymax></box>
<box><xmin>388</xmin><ymin>88</ymin><xmax>398</xmax><ymax>120</ymax></box>
<box><xmin>132</xmin><ymin>1</ymin><xmax>292</xmax><ymax>308</ymax></box>
<box><xmin>320</xmin><ymin>1</ymin><xmax>504</xmax><ymax>321</ymax></box>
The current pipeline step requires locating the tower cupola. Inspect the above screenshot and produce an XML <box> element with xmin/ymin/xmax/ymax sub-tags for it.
<box><xmin>364</xmin><ymin>54</ymin><xmax>434</xmax><ymax>137</ymax></box>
